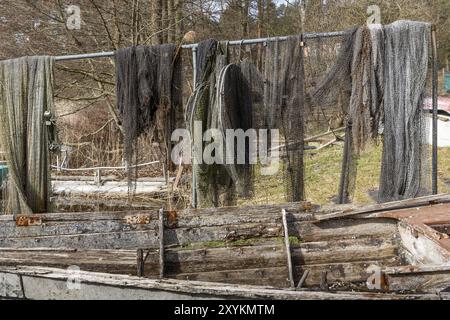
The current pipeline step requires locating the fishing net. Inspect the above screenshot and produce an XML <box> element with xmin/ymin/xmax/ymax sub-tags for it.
<box><xmin>186</xmin><ymin>40</ymin><xmax>258</xmax><ymax>207</ymax></box>
<box><xmin>240</xmin><ymin>59</ymin><xmax>265</xmax><ymax>129</ymax></box>
<box><xmin>378</xmin><ymin>21</ymin><xmax>431</xmax><ymax>202</ymax></box>
<box><xmin>265</xmin><ymin>36</ymin><xmax>306</xmax><ymax>202</ymax></box>
<box><xmin>310</xmin><ymin>21</ymin><xmax>431</xmax><ymax>203</ymax></box>
<box><xmin>216</xmin><ymin>63</ymin><xmax>254</xmax><ymax>198</ymax></box>
<box><xmin>115</xmin><ymin>43</ymin><xmax>182</xmax><ymax>159</ymax></box>
<box><xmin>115</xmin><ymin>44</ymin><xmax>182</xmax><ymax>196</ymax></box>
<box><xmin>349</xmin><ymin>26</ymin><xmax>384</xmax><ymax>153</ymax></box>
<box><xmin>186</xmin><ymin>39</ymin><xmax>226</xmax><ymax>207</ymax></box>
<box><xmin>310</xmin><ymin>29</ymin><xmax>357</xmax><ymax>110</ymax></box>
<box><xmin>0</xmin><ymin>56</ymin><xmax>54</xmax><ymax>214</ymax></box>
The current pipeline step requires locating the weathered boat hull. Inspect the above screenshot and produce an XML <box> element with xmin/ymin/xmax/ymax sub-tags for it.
<box><xmin>0</xmin><ymin>266</ymin><xmax>445</xmax><ymax>300</ymax></box>
<box><xmin>0</xmin><ymin>195</ymin><xmax>449</xmax><ymax>299</ymax></box>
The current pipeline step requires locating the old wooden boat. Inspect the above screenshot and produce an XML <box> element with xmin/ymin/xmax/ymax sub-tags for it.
<box><xmin>0</xmin><ymin>194</ymin><xmax>449</xmax><ymax>300</ymax></box>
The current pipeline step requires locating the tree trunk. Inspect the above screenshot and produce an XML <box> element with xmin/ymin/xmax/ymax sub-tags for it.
<box><xmin>257</xmin><ymin>0</ymin><xmax>264</xmax><ymax>69</ymax></box>
<box><xmin>167</xmin><ymin>0</ymin><xmax>175</xmax><ymax>43</ymax></box>
<box><xmin>161</xmin><ymin>0</ymin><xmax>168</xmax><ymax>43</ymax></box>
<box><xmin>241</xmin><ymin>0</ymin><xmax>251</xmax><ymax>37</ymax></box>
<box><xmin>175</xmin><ymin>0</ymin><xmax>183</xmax><ymax>41</ymax></box>
<box><xmin>151</xmin><ymin>0</ymin><xmax>163</xmax><ymax>45</ymax></box>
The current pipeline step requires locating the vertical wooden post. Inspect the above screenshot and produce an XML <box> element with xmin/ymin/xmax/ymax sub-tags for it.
<box><xmin>56</xmin><ymin>155</ymin><xmax>60</xmax><ymax>172</ymax></box>
<box><xmin>282</xmin><ymin>209</ymin><xmax>295</xmax><ymax>288</ymax></box>
<box><xmin>163</xmin><ymin>162</ymin><xmax>168</xmax><ymax>185</ymax></box>
<box><xmin>136</xmin><ymin>249</ymin><xmax>144</xmax><ymax>277</ymax></box>
<box><xmin>159</xmin><ymin>208</ymin><xmax>165</xmax><ymax>278</ymax></box>
<box><xmin>297</xmin><ymin>269</ymin><xmax>309</xmax><ymax>289</ymax></box>
<box><xmin>338</xmin><ymin>121</ymin><xmax>352</xmax><ymax>204</ymax></box>
<box><xmin>95</xmin><ymin>168</ymin><xmax>101</xmax><ymax>187</ymax></box>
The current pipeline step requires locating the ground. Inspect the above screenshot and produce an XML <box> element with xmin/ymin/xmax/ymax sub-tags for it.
<box><xmin>240</xmin><ymin>143</ymin><xmax>450</xmax><ymax>206</ymax></box>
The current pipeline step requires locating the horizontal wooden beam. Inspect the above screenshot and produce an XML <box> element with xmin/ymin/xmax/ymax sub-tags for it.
<box><xmin>0</xmin><ymin>266</ymin><xmax>442</xmax><ymax>300</ymax></box>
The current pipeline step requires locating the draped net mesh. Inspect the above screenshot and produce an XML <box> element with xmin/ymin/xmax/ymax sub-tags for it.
<box><xmin>0</xmin><ymin>56</ymin><xmax>54</xmax><ymax>215</ymax></box>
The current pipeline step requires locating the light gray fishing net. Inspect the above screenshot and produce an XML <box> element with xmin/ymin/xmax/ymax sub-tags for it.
<box><xmin>378</xmin><ymin>20</ymin><xmax>431</xmax><ymax>202</ymax></box>
<box><xmin>0</xmin><ymin>56</ymin><xmax>54</xmax><ymax>215</ymax></box>
<box><xmin>311</xmin><ymin>20</ymin><xmax>431</xmax><ymax>203</ymax></box>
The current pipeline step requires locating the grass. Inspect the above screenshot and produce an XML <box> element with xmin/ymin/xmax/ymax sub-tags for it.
<box><xmin>239</xmin><ymin>142</ymin><xmax>450</xmax><ymax>206</ymax></box>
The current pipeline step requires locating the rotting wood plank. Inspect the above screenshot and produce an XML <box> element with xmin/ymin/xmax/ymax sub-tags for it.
<box><xmin>0</xmin><ymin>236</ymin><xmax>400</xmax><ymax>276</ymax></box>
<box><xmin>398</xmin><ymin>223</ymin><xmax>450</xmax><ymax>264</ymax></box>
<box><xmin>2</xmin><ymin>201</ymin><xmax>314</xmax><ymax>222</ymax></box>
<box><xmin>178</xmin><ymin>201</ymin><xmax>316</xmax><ymax>217</ymax></box>
<box><xmin>0</xmin><ymin>212</ymin><xmax>314</xmax><ymax>238</ymax></box>
<box><xmin>51</xmin><ymin>198</ymin><xmax>164</xmax><ymax>211</ymax></box>
<box><xmin>384</xmin><ymin>266</ymin><xmax>450</xmax><ymax>293</ymax></box>
<box><xmin>0</xmin><ymin>218</ymin><xmax>399</xmax><ymax>251</ymax></box>
<box><xmin>315</xmin><ymin>194</ymin><xmax>450</xmax><ymax>221</ymax></box>
<box><xmin>0</xmin><ymin>266</ymin><xmax>441</xmax><ymax>300</ymax></box>
<box><xmin>0</xmin><ymin>256</ymin><xmax>401</xmax><ymax>289</ymax></box>
<box><xmin>171</xmin><ymin>259</ymin><xmax>404</xmax><ymax>288</ymax></box>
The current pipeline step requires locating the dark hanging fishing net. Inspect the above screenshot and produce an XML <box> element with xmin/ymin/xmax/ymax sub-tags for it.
<box><xmin>217</xmin><ymin>63</ymin><xmax>254</xmax><ymax>198</ymax></box>
<box><xmin>186</xmin><ymin>39</ymin><xmax>227</xmax><ymax>207</ymax></box>
<box><xmin>240</xmin><ymin>59</ymin><xmax>265</xmax><ymax>129</ymax></box>
<box><xmin>310</xmin><ymin>29</ymin><xmax>356</xmax><ymax>110</ymax></box>
<box><xmin>115</xmin><ymin>44</ymin><xmax>181</xmax><ymax>159</ymax></box>
<box><xmin>195</xmin><ymin>39</ymin><xmax>218</xmax><ymax>86</ymax></box>
<box><xmin>115</xmin><ymin>44</ymin><xmax>182</xmax><ymax>197</ymax></box>
<box><xmin>264</xmin><ymin>38</ymin><xmax>281</xmax><ymax>131</ymax></box>
<box><xmin>186</xmin><ymin>40</ymin><xmax>258</xmax><ymax>207</ymax></box>
<box><xmin>264</xmin><ymin>36</ymin><xmax>306</xmax><ymax>202</ymax></box>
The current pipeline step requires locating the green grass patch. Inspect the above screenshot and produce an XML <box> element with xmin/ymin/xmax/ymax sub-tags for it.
<box><xmin>239</xmin><ymin>143</ymin><xmax>450</xmax><ymax>206</ymax></box>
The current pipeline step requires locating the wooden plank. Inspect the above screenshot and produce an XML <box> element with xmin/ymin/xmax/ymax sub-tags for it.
<box><xmin>315</xmin><ymin>194</ymin><xmax>450</xmax><ymax>221</ymax></box>
<box><xmin>385</xmin><ymin>268</ymin><xmax>450</xmax><ymax>293</ymax></box>
<box><xmin>0</xmin><ymin>218</ymin><xmax>398</xmax><ymax>250</ymax></box>
<box><xmin>0</xmin><ymin>272</ymin><xmax>24</xmax><ymax>299</ymax></box>
<box><xmin>0</xmin><ymin>212</ymin><xmax>315</xmax><ymax>238</ymax></box>
<box><xmin>51</xmin><ymin>198</ymin><xmax>164</xmax><ymax>211</ymax></box>
<box><xmin>398</xmin><ymin>223</ymin><xmax>450</xmax><ymax>264</ymax></box>
<box><xmin>178</xmin><ymin>201</ymin><xmax>316</xmax><ymax>217</ymax></box>
<box><xmin>0</xmin><ymin>266</ymin><xmax>440</xmax><ymax>300</ymax></box>
<box><xmin>172</xmin><ymin>259</ymin><xmax>403</xmax><ymax>289</ymax></box>
<box><xmin>0</xmin><ymin>230</ymin><xmax>157</xmax><ymax>250</ymax></box>
<box><xmin>0</xmin><ymin>236</ymin><xmax>399</xmax><ymax>276</ymax></box>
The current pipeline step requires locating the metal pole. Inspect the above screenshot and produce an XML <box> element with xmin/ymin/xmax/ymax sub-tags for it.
<box><xmin>53</xmin><ymin>30</ymin><xmax>349</xmax><ymax>61</ymax></box>
<box><xmin>431</xmin><ymin>25</ymin><xmax>438</xmax><ymax>195</ymax></box>
<box><xmin>191</xmin><ymin>46</ymin><xmax>198</xmax><ymax>209</ymax></box>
